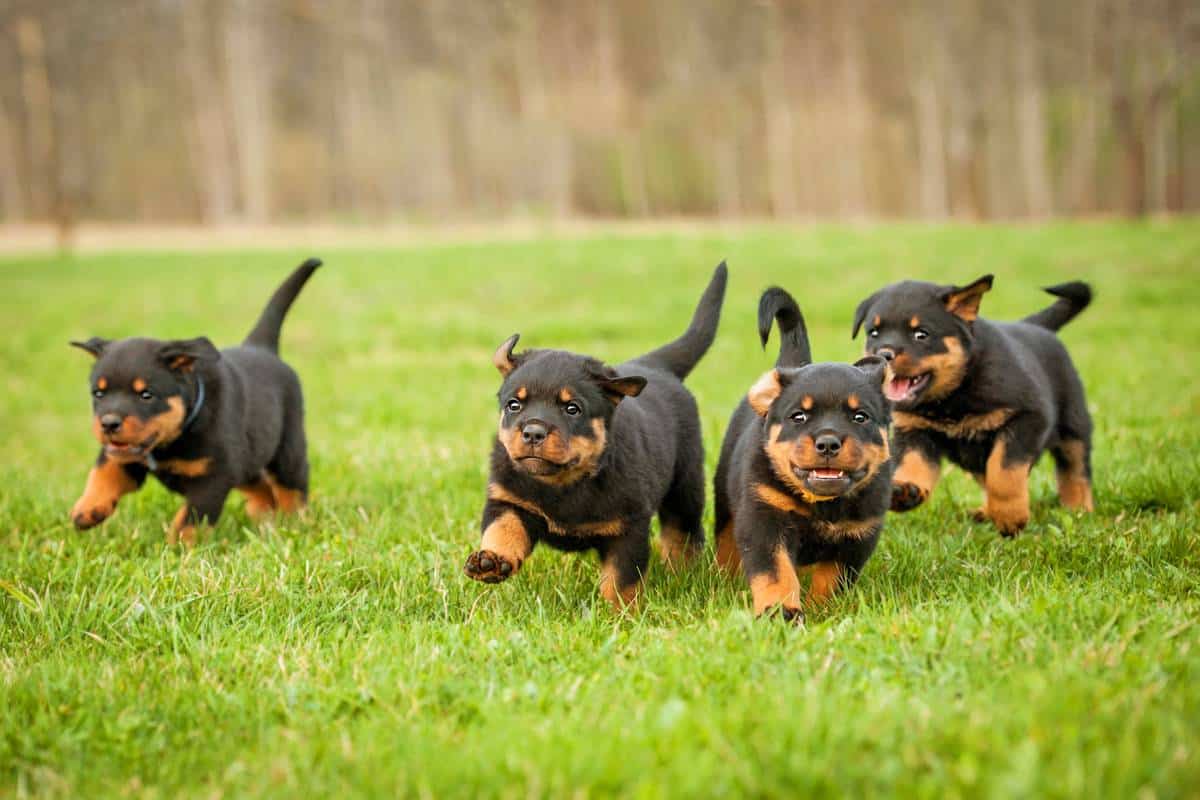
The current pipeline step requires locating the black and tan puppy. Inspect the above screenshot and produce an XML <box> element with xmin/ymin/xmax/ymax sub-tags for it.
<box><xmin>852</xmin><ymin>275</ymin><xmax>1093</xmax><ymax>536</ymax></box>
<box><xmin>714</xmin><ymin>288</ymin><xmax>893</xmax><ymax>621</ymax></box>
<box><xmin>69</xmin><ymin>258</ymin><xmax>322</xmax><ymax>544</ymax></box>
<box><xmin>464</xmin><ymin>263</ymin><xmax>727</xmax><ymax>609</ymax></box>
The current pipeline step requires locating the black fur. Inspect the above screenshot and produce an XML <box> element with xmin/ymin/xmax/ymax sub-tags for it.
<box><xmin>715</xmin><ymin>287</ymin><xmax>893</xmax><ymax>622</ymax></box>
<box><xmin>853</xmin><ymin>274</ymin><xmax>1094</xmax><ymax>536</ymax></box>
<box><xmin>464</xmin><ymin>263</ymin><xmax>728</xmax><ymax>608</ymax></box>
<box><xmin>68</xmin><ymin>258</ymin><xmax>322</xmax><ymax>540</ymax></box>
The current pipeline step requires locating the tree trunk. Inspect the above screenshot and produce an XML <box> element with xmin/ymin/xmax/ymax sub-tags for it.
<box><xmin>14</xmin><ymin>14</ymin><xmax>56</xmax><ymax>220</ymax></box>
<box><xmin>762</xmin><ymin>11</ymin><xmax>798</xmax><ymax>218</ymax></box>
<box><xmin>225</xmin><ymin>0</ymin><xmax>271</xmax><ymax>222</ymax></box>
<box><xmin>182</xmin><ymin>1</ymin><xmax>237</xmax><ymax>224</ymax></box>
<box><xmin>1011</xmin><ymin>0</ymin><xmax>1053</xmax><ymax>217</ymax></box>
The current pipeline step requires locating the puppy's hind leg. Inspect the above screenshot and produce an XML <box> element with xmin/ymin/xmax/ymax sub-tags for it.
<box><xmin>599</xmin><ymin>523</ymin><xmax>651</xmax><ymax>611</ymax></box>
<box><xmin>1052</xmin><ymin>389</ymin><xmax>1094</xmax><ymax>512</ymax></box>
<box><xmin>657</xmin><ymin>456</ymin><xmax>706</xmax><ymax>569</ymax></box>
<box><xmin>266</xmin><ymin>406</ymin><xmax>309</xmax><ymax>514</ymax></box>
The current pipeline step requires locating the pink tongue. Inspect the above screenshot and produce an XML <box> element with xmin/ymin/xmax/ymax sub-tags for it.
<box><xmin>885</xmin><ymin>377</ymin><xmax>913</xmax><ymax>402</ymax></box>
<box><xmin>811</xmin><ymin>468</ymin><xmax>844</xmax><ymax>479</ymax></box>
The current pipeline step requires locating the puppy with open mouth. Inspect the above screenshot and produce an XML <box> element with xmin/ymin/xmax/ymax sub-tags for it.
<box><xmin>464</xmin><ymin>264</ymin><xmax>727</xmax><ymax>610</ymax></box>
<box><xmin>853</xmin><ymin>275</ymin><xmax>1094</xmax><ymax>536</ymax></box>
<box><xmin>713</xmin><ymin>287</ymin><xmax>893</xmax><ymax>622</ymax></box>
<box><xmin>69</xmin><ymin>258</ymin><xmax>322</xmax><ymax>544</ymax></box>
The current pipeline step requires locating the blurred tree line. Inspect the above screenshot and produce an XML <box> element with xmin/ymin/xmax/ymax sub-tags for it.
<box><xmin>1</xmin><ymin>0</ymin><xmax>1198</xmax><ymax>227</ymax></box>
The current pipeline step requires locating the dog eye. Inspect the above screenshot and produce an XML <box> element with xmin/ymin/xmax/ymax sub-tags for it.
<box><xmin>913</xmin><ymin>328</ymin><xmax>929</xmax><ymax>341</ymax></box>
<box><xmin>852</xmin><ymin>411</ymin><xmax>869</xmax><ymax>424</ymax></box>
<box><xmin>868</xmin><ymin>328</ymin><xmax>879</xmax><ymax>338</ymax></box>
<box><xmin>563</xmin><ymin>402</ymin><xmax>582</xmax><ymax>416</ymax></box>
<box><xmin>92</xmin><ymin>389</ymin><xmax>105</xmax><ymax>399</ymax></box>
<box><xmin>790</xmin><ymin>411</ymin><xmax>808</xmax><ymax>424</ymax></box>
<box><xmin>139</xmin><ymin>390</ymin><xmax>154</xmax><ymax>401</ymax></box>
<box><xmin>506</xmin><ymin>399</ymin><xmax>523</xmax><ymax>413</ymax></box>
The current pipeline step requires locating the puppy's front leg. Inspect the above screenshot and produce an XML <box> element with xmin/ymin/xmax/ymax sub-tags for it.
<box><xmin>70</xmin><ymin>452</ymin><xmax>147</xmax><ymax>529</ymax></box>
<box><xmin>598</xmin><ymin>518</ymin><xmax>651</xmax><ymax>610</ymax></box>
<box><xmin>465</xmin><ymin>501</ymin><xmax>543</xmax><ymax>584</ymax></box>
<box><xmin>169</xmin><ymin>481</ymin><xmax>232</xmax><ymax>546</ymax></box>
<box><xmin>737</xmin><ymin>504</ymin><xmax>802</xmax><ymax>622</ymax></box>
<box><xmin>890</xmin><ymin>429</ymin><xmax>942</xmax><ymax>512</ymax></box>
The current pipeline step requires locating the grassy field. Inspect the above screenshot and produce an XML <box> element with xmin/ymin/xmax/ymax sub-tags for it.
<box><xmin>1</xmin><ymin>222</ymin><xmax>1198</xmax><ymax>798</ymax></box>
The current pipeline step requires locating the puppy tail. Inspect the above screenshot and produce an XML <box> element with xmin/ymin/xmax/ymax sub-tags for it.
<box><xmin>758</xmin><ymin>287</ymin><xmax>812</xmax><ymax>368</ymax></box>
<box><xmin>243</xmin><ymin>257</ymin><xmax>323</xmax><ymax>353</ymax></box>
<box><xmin>1023</xmin><ymin>281</ymin><xmax>1092</xmax><ymax>332</ymax></box>
<box><xmin>637</xmin><ymin>261</ymin><xmax>728</xmax><ymax>380</ymax></box>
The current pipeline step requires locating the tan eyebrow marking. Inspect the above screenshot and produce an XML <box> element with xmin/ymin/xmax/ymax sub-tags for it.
<box><xmin>559</xmin><ymin>388</ymin><xmax>574</xmax><ymax>403</ymax></box>
<box><xmin>516</xmin><ymin>386</ymin><xmax>528</xmax><ymax>400</ymax></box>
<box><xmin>847</xmin><ymin>394</ymin><xmax>860</xmax><ymax>409</ymax></box>
<box><xmin>872</xmin><ymin>315</ymin><xmax>881</xmax><ymax>327</ymax></box>
<box><xmin>97</xmin><ymin>377</ymin><xmax>108</xmax><ymax>390</ymax></box>
<box><xmin>132</xmin><ymin>378</ymin><xmax>147</xmax><ymax>392</ymax></box>
<box><xmin>801</xmin><ymin>396</ymin><xmax>814</xmax><ymax>410</ymax></box>
<box><xmin>909</xmin><ymin>316</ymin><xmax>921</xmax><ymax>328</ymax></box>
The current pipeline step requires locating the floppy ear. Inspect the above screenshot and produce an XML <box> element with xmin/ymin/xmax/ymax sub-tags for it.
<box><xmin>854</xmin><ymin>355</ymin><xmax>892</xmax><ymax>391</ymax></box>
<box><xmin>747</xmin><ymin>369</ymin><xmax>788</xmax><ymax>417</ymax></box>
<box><xmin>69</xmin><ymin>337</ymin><xmax>110</xmax><ymax>358</ymax></box>
<box><xmin>157</xmin><ymin>337</ymin><xmax>220</xmax><ymax>373</ymax></box>
<box><xmin>598</xmin><ymin>376</ymin><xmax>647</xmax><ymax>405</ymax></box>
<box><xmin>493</xmin><ymin>333</ymin><xmax>520</xmax><ymax>376</ymax></box>
<box><xmin>851</xmin><ymin>291</ymin><xmax>880</xmax><ymax>339</ymax></box>
<box><xmin>940</xmin><ymin>275</ymin><xmax>994</xmax><ymax>322</ymax></box>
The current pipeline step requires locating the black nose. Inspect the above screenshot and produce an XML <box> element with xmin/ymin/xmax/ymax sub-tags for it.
<box><xmin>521</xmin><ymin>421</ymin><xmax>548</xmax><ymax>445</ymax></box>
<box><xmin>814</xmin><ymin>433</ymin><xmax>842</xmax><ymax>456</ymax></box>
<box><xmin>877</xmin><ymin>347</ymin><xmax>897</xmax><ymax>362</ymax></box>
<box><xmin>100</xmin><ymin>413</ymin><xmax>123</xmax><ymax>433</ymax></box>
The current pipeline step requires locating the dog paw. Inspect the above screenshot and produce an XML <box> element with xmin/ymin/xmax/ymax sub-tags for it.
<box><xmin>464</xmin><ymin>550</ymin><xmax>517</xmax><ymax>584</ymax></box>
<box><xmin>758</xmin><ymin>605</ymin><xmax>805</xmax><ymax>625</ymax></box>
<box><xmin>890</xmin><ymin>482</ymin><xmax>928</xmax><ymax>512</ymax></box>
<box><xmin>993</xmin><ymin>517</ymin><xmax>1028</xmax><ymax>538</ymax></box>
<box><xmin>70</xmin><ymin>498</ymin><xmax>114</xmax><ymax>530</ymax></box>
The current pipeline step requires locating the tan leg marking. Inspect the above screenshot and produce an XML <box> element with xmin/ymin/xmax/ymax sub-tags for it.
<box><xmin>1056</xmin><ymin>440</ymin><xmax>1094</xmax><ymax>511</ymax></box>
<box><xmin>984</xmin><ymin>438</ymin><xmax>1031</xmax><ymax>536</ymax></box>
<box><xmin>599</xmin><ymin>552</ymin><xmax>639</xmax><ymax>610</ymax></box>
<box><xmin>658</xmin><ymin>524</ymin><xmax>699</xmax><ymax>568</ymax></box>
<box><xmin>807</xmin><ymin>561</ymin><xmax>843</xmax><ymax>606</ymax></box>
<box><xmin>264</xmin><ymin>473</ymin><xmax>306</xmax><ymax>514</ymax></box>
<box><xmin>464</xmin><ymin>510</ymin><xmax>533</xmax><ymax>583</ymax></box>
<box><xmin>715</xmin><ymin>521</ymin><xmax>741</xmax><ymax>575</ymax></box>
<box><xmin>749</xmin><ymin>545</ymin><xmax>802</xmax><ymax>618</ymax></box>
<box><xmin>70</xmin><ymin>460</ymin><xmax>138</xmax><ymax>529</ymax></box>
<box><xmin>237</xmin><ymin>476</ymin><xmax>277</xmax><ymax>518</ymax></box>
<box><xmin>168</xmin><ymin>505</ymin><xmax>198</xmax><ymax>546</ymax></box>
<box><xmin>891</xmin><ymin>449</ymin><xmax>941</xmax><ymax>510</ymax></box>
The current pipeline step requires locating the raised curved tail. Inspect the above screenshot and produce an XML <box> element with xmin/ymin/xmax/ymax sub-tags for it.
<box><xmin>758</xmin><ymin>286</ymin><xmax>811</xmax><ymax>368</ymax></box>
<box><xmin>636</xmin><ymin>262</ymin><xmax>728</xmax><ymax>379</ymax></box>
<box><xmin>243</xmin><ymin>258</ymin><xmax>323</xmax><ymax>353</ymax></box>
<box><xmin>1023</xmin><ymin>281</ymin><xmax>1092</xmax><ymax>332</ymax></box>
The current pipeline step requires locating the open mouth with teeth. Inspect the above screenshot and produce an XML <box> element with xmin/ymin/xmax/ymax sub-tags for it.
<box><xmin>885</xmin><ymin>373</ymin><xmax>930</xmax><ymax>403</ymax></box>
<box><xmin>791</xmin><ymin>465</ymin><xmax>861</xmax><ymax>497</ymax></box>
<box><xmin>103</xmin><ymin>435</ymin><xmax>157</xmax><ymax>459</ymax></box>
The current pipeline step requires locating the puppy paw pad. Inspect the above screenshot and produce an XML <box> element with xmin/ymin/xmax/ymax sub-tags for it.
<box><xmin>890</xmin><ymin>483</ymin><xmax>927</xmax><ymax>512</ymax></box>
<box><xmin>464</xmin><ymin>550</ymin><xmax>516</xmax><ymax>584</ymax></box>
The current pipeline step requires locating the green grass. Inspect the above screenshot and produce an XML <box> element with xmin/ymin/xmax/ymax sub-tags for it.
<box><xmin>1</xmin><ymin>221</ymin><xmax>1199</xmax><ymax>798</ymax></box>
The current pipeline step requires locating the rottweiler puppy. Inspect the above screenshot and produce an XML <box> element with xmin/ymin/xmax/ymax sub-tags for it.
<box><xmin>852</xmin><ymin>275</ymin><xmax>1093</xmax><ymax>536</ymax></box>
<box><xmin>464</xmin><ymin>263</ymin><xmax>728</xmax><ymax>609</ymax></box>
<box><xmin>69</xmin><ymin>258</ymin><xmax>322</xmax><ymax>544</ymax></box>
<box><xmin>714</xmin><ymin>288</ymin><xmax>893</xmax><ymax>621</ymax></box>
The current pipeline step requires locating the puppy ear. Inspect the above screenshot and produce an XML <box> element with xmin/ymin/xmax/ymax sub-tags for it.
<box><xmin>851</xmin><ymin>291</ymin><xmax>880</xmax><ymax>339</ymax></box>
<box><xmin>854</xmin><ymin>355</ymin><xmax>892</xmax><ymax>391</ymax></box>
<box><xmin>940</xmin><ymin>275</ymin><xmax>994</xmax><ymax>322</ymax></box>
<box><xmin>747</xmin><ymin>369</ymin><xmax>786</xmax><ymax>417</ymax></box>
<box><xmin>70</xmin><ymin>337</ymin><xmax>110</xmax><ymax>358</ymax></box>
<box><xmin>598</xmin><ymin>375</ymin><xmax>647</xmax><ymax>405</ymax></box>
<box><xmin>158</xmin><ymin>337</ymin><xmax>220</xmax><ymax>373</ymax></box>
<box><xmin>493</xmin><ymin>333</ymin><xmax>520</xmax><ymax>376</ymax></box>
